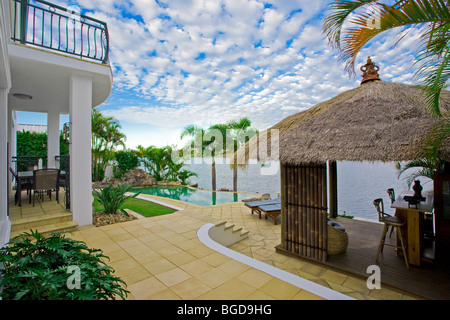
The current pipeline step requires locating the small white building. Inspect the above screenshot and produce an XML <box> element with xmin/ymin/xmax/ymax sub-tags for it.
<box><xmin>0</xmin><ymin>0</ymin><xmax>113</xmax><ymax>247</ymax></box>
<box><xmin>16</xmin><ymin>123</ymin><xmax>48</xmax><ymax>133</ymax></box>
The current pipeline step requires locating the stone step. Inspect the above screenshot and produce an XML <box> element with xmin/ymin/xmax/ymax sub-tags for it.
<box><xmin>11</xmin><ymin>212</ymin><xmax>74</xmax><ymax>233</ymax></box>
<box><xmin>10</xmin><ymin>220</ymin><xmax>78</xmax><ymax>240</ymax></box>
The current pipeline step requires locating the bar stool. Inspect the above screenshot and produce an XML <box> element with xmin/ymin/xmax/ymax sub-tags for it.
<box><xmin>374</xmin><ymin>198</ymin><xmax>409</xmax><ymax>269</ymax></box>
<box><xmin>374</xmin><ymin>197</ymin><xmax>395</xmax><ymax>236</ymax></box>
<box><xmin>387</xmin><ymin>188</ymin><xmax>395</xmax><ymax>204</ymax></box>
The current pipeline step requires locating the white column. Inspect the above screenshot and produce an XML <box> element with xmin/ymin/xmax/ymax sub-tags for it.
<box><xmin>69</xmin><ymin>75</ymin><xmax>93</xmax><ymax>226</ymax></box>
<box><xmin>47</xmin><ymin>112</ymin><xmax>60</xmax><ymax>169</ymax></box>
<box><xmin>0</xmin><ymin>88</ymin><xmax>10</xmax><ymax>247</ymax></box>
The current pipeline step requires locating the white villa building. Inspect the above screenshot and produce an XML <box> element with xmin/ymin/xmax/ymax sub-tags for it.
<box><xmin>0</xmin><ymin>0</ymin><xmax>112</xmax><ymax>247</ymax></box>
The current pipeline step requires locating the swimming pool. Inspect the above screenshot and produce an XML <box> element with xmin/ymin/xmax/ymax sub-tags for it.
<box><xmin>131</xmin><ymin>186</ymin><xmax>254</xmax><ymax>206</ymax></box>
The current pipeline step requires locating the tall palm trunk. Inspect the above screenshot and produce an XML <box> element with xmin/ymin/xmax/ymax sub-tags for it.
<box><xmin>211</xmin><ymin>160</ymin><xmax>216</xmax><ymax>191</ymax></box>
<box><xmin>233</xmin><ymin>165</ymin><xmax>238</xmax><ymax>192</ymax></box>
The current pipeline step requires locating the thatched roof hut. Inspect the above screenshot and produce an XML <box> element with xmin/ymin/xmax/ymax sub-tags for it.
<box><xmin>235</xmin><ymin>76</ymin><xmax>450</xmax><ymax>166</ymax></box>
<box><xmin>237</xmin><ymin>57</ymin><xmax>450</xmax><ymax>264</ymax></box>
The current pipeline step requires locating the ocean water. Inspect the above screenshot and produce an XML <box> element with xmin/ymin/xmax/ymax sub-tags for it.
<box><xmin>181</xmin><ymin>158</ymin><xmax>433</xmax><ymax>221</ymax></box>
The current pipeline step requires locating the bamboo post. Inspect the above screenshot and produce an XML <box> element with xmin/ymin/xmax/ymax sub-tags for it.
<box><xmin>280</xmin><ymin>164</ymin><xmax>286</xmax><ymax>249</ymax></box>
<box><xmin>306</xmin><ymin>165</ymin><xmax>311</xmax><ymax>257</ymax></box>
<box><xmin>322</xmin><ymin>163</ymin><xmax>328</xmax><ymax>261</ymax></box>
<box><xmin>329</xmin><ymin>161</ymin><xmax>338</xmax><ymax>219</ymax></box>
<box><xmin>300</xmin><ymin>165</ymin><xmax>305</xmax><ymax>256</ymax></box>
<box><xmin>293</xmin><ymin>166</ymin><xmax>298</xmax><ymax>254</ymax></box>
<box><xmin>286</xmin><ymin>165</ymin><xmax>292</xmax><ymax>252</ymax></box>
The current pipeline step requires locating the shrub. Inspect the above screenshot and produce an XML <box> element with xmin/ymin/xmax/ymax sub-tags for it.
<box><xmin>177</xmin><ymin>169</ymin><xmax>198</xmax><ymax>185</ymax></box>
<box><xmin>92</xmin><ymin>183</ymin><xmax>140</xmax><ymax>215</ymax></box>
<box><xmin>0</xmin><ymin>230</ymin><xmax>129</xmax><ymax>300</ymax></box>
<box><xmin>114</xmin><ymin>150</ymin><xmax>140</xmax><ymax>179</ymax></box>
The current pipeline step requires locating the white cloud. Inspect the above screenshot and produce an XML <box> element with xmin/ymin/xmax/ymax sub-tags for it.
<box><xmin>72</xmin><ymin>0</ymin><xmax>431</xmax><ymax>148</ymax></box>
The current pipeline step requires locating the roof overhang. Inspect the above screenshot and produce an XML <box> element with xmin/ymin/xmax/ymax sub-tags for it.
<box><xmin>7</xmin><ymin>43</ymin><xmax>112</xmax><ymax>114</ymax></box>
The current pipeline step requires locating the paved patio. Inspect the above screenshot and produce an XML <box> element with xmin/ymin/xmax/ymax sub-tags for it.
<box><xmin>66</xmin><ymin>194</ymin><xmax>422</xmax><ymax>300</ymax></box>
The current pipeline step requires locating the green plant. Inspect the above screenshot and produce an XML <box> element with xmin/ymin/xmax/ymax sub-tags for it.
<box><xmin>0</xmin><ymin>230</ymin><xmax>129</xmax><ymax>300</ymax></box>
<box><xmin>177</xmin><ymin>169</ymin><xmax>198</xmax><ymax>185</ymax></box>
<box><xmin>92</xmin><ymin>184</ymin><xmax>141</xmax><ymax>215</ymax></box>
<box><xmin>92</xmin><ymin>109</ymin><xmax>126</xmax><ymax>182</ymax></box>
<box><xmin>396</xmin><ymin>158</ymin><xmax>437</xmax><ymax>188</ymax></box>
<box><xmin>114</xmin><ymin>149</ymin><xmax>140</xmax><ymax>178</ymax></box>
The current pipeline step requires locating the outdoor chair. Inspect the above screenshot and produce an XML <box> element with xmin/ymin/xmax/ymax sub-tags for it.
<box><xmin>9</xmin><ymin>167</ymin><xmax>32</xmax><ymax>206</ymax></box>
<box><xmin>32</xmin><ymin>169</ymin><xmax>60</xmax><ymax>207</ymax></box>
<box><xmin>387</xmin><ymin>188</ymin><xmax>396</xmax><ymax>204</ymax></box>
<box><xmin>374</xmin><ymin>198</ymin><xmax>409</xmax><ymax>269</ymax></box>
<box><xmin>373</xmin><ymin>197</ymin><xmax>395</xmax><ymax>237</ymax></box>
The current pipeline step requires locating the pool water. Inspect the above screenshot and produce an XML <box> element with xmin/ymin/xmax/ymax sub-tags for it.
<box><xmin>131</xmin><ymin>186</ymin><xmax>253</xmax><ymax>206</ymax></box>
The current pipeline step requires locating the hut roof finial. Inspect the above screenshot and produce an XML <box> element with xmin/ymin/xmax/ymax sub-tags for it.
<box><xmin>361</xmin><ymin>56</ymin><xmax>381</xmax><ymax>85</ymax></box>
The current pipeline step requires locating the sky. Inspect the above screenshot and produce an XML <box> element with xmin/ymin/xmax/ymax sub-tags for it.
<box><xmin>18</xmin><ymin>0</ymin><xmax>423</xmax><ymax>149</ymax></box>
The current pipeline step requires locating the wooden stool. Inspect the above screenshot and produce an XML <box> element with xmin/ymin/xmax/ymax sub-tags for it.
<box><xmin>376</xmin><ymin>215</ymin><xmax>409</xmax><ymax>269</ymax></box>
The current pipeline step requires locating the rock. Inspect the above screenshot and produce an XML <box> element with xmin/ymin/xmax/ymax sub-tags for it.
<box><xmin>242</xmin><ymin>193</ymin><xmax>272</xmax><ymax>203</ymax></box>
<box><xmin>93</xmin><ymin>169</ymin><xmax>157</xmax><ymax>188</ymax></box>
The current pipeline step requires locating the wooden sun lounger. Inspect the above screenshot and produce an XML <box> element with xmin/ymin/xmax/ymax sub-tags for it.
<box><xmin>244</xmin><ymin>198</ymin><xmax>280</xmax><ymax>208</ymax></box>
<box><xmin>244</xmin><ymin>198</ymin><xmax>281</xmax><ymax>221</ymax></box>
<box><xmin>257</xmin><ymin>204</ymin><xmax>281</xmax><ymax>225</ymax></box>
<box><xmin>246</xmin><ymin>200</ymin><xmax>281</xmax><ymax>225</ymax></box>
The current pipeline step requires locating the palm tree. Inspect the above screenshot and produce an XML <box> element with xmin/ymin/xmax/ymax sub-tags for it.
<box><xmin>227</xmin><ymin>118</ymin><xmax>258</xmax><ymax>192</ymax></box>
<box><xmin>323</xmin><ymin>0</ymin><xmax>450</xmax><ymax>161</ymax></box>
<box><xmin>137</xmin><ymin>145</ymin><xmax>171</xmax><ymax>181</ymax></box>
<box><xmin>180</xmin><ymin>123</ymin><xmax>228</xmax><ymax>191</ymax></box>
<box><xmin>396</xmin><ymin>158</ymin><xmax>438</xmax><ymax>188</ymax></box>
<box><xmin>91</xmin><ymin>109</ymin><xmax>126</xmax><ymax>181</ymax></box>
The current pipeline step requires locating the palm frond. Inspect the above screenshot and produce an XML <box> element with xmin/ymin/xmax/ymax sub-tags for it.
<box><xmin>323</xmin><ymin>0</ymin><xmax>380</xmax><ymax>49</ymax></box>
<box><xmin>421</xmin><ymin>116</ymin><xmax>450</xmax><ymax>160</ymax></box>
<box><xmin>325</xmin><ymin>0</ymin><xmax>450</xmax><ymax>75</ymax></box>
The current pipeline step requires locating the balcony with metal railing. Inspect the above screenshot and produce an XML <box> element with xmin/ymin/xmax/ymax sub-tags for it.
<box><xmin>10</xmin><ymin>0</ymin><xmax>109</xmax><ymax>64</ymax></box>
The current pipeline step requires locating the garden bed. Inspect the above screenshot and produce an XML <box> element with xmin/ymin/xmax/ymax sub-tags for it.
<box><xmin>93</xmin><ymin>211</ymin><xmax>138</xmax><ymax>227</ymax></box>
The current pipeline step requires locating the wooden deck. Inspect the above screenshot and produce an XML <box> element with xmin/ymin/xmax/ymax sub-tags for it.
<box><xmin>278</xmin><ymin>217</ymin><xmax>450</xmax><ymax>300</ymax></box>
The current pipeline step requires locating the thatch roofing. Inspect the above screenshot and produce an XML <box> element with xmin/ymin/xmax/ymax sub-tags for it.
<box><xmin>235</xmin><ymin>80</ymin><xmax>450</xmax><ymax>166</ymax></box>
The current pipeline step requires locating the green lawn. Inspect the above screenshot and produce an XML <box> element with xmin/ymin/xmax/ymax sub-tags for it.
<box><xmin>93</xmin><ymin>196</ymin><xmax>176</xmax><ymax>218</ymax></box>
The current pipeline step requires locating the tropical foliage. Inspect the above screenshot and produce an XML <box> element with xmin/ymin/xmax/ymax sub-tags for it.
<box><xmin>114</xmin><ymin>149</ymin><xmax>140</xmax><ymax>178</ymax></box>
<box><xmin>177</xmin><ymin>169</ymin><xmax>198</xmax><ymax>185</ymax></box>
<box><xmin>92</xmin><ymin>184</ymin><xmax>140</xmax><ymax>215</ymax></box>
<box><xmin>180</xmin><ymin>118</ymin><xmax>258</xmax><ymax>191</ymax></box>
<box><xmin>92</xmin><ymin>109</ymin><xmax>126</xmax><ymax>181</ymax></box>
<box><xmin>0</xmin><ymin>230</ymin><xmax>129</xmax><ymax>300</ymax></box>
<box><xmin>16</xmin><ymin>130</ymin><xmax>69</xmax><ymax>171</ymax></box>
<box><xmin>323</xmin><ymin>0</ymin><xmax>450</xmax><ymax>162</ymax></box>
<box><xmin>136</xmin><ymin>145</ymin><xmax>187</xmax><ymax>182</ymax></box>
<box><xmin>396</xmin><ymin>158</ymin><xmax>438</xmax><ymax>187</ymax></box>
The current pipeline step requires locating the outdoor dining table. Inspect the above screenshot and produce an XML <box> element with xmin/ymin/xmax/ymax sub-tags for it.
<box><xmin>16</xmin><ymin>170</ymin><xmax>66</xmax><ymax>207</ymax></box>
<box><xmin>391</xmin><ymin>190</ymin><xmax>434</xmax><ymax>266</ymax></box>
